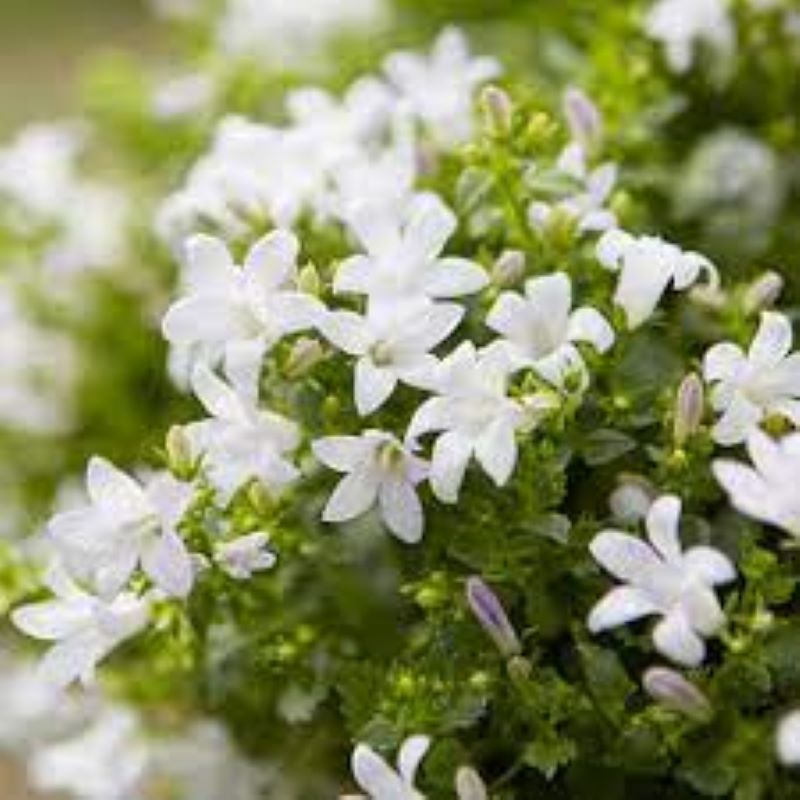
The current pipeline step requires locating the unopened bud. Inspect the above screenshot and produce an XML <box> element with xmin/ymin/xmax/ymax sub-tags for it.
<box><xmin>285</xmin><ymin>337</ymin><xmax>324</xmax><ymax>379</ymax></box>
<box><xmin>166</xmin><ymin>425</ymin><xmax>193</xmax><ymax>477</ymax></box>
<box><xmin>466</xmin><ymin>577</ymin><xmax>521</xmax><ymax>657</ymax></box>
<box><xmin>492</xmin><ymin>249</ymin><xmax>526</xmax><ymax>287</ymax></box>
<box><xmin>480</xmin><ymin>85</ymin><xmax>513</xmax><ymax>136</ymax></box>
<box><xmin>248</xmin><ymin>481</ymin><xmax>274</xmax><ymax>514</ymax></box>
<box><xmin>673</xmin><ymin>373</ymin><xmax>705</xmax><ymax>446</ymax></box>
<box><xmin>298</xmin><ymin>264</ymin><xmax>321</xmax><ymax>296</ymax></box>
<box><xmin>609</xmin><ymin>475</ymin><xmax>655</xmax><ymax>524</ymax></box>
<box><xmin>643</xmin><ymin>667</ymin><xmax>711</xmax><ymax>721</ymax></box>
<box><xmin>743</xmin><ymin>271</ymin><xmax>784</xmax><ymax>316</ymax></box>
<box><xmin>777</xmin><ymin>711</ymin><xmax>800</xmax><ymax>765</ymax></box>
<box><xmin>455</xmin><ymin>766</ymin><xmax>488</xmax><ymax>800</ymax></box>
<box><xmin>563</xmin><ymin>86</ymin><xmax>602</xmax><ymax>149</ymax></box>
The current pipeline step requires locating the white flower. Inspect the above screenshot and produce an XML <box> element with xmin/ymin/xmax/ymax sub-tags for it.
<box><xmin>588</xmin><ymin>494</ymin><xmax>736</xmax><ymax>666</ymax></box>
<box><xmin>188</xmin><ymin>364</ymin><xmax>300</xmax><ymax>503</ymax></box>
<box><xmin>29</xmin><ymin>707</ymin><xmax>149</xmax><ymax>800</ymax></box>
<box><xmin>49</xmin><ymin>458</ymin><xmax>195</xmax><ymax>599</ymax></box>
<box><xmin>408</xmin><ymin>343</ymin><xmax>537</xmax><ymax>503</ymax></box>
<box><xmin>777</xmin><ymin>711</ymin><xmax>800</xmax><ymax>766</ymax></box>
<box><xmin>214</xmin><ymin>532</ymin><xmax>277</xmax><ymax>580</ymax></box>
<box><xmin>596</xmin><ymin>229</ymin><xmax>718</xmax><ymax>329</ymax></box>
<box><xmin>12</xmin><ymin>565</ymin><xmax>150</xmax><ymax>689</ymax></box>
<box><xmin>714</xmin><ymin>429</ymin><xmax>800</xmax><ymax>537</ymax></box>
<box><xmin>645</xmin><ymin>0</ymin><xmax>735</xmax><ymax>74</ymax></box>
<box><xmin>350</xmin><ymin>734</ymin><xmax>430</xmax><ymax>799</ymax></box>
<box><xmin>319</xmin><ymin>300</ymin><xmax>463</xmax><ymax>415</ymax></box>
<box><xmin>336</xmin><ymin>193</ymin><xmax>488</xmax><ymax>307</ymax></box>
<box><xmin>162</xmin><ymin>230</ymin><xmax>321</xmax><ymax>387</ymax></box>
<box><xmin>313</xmin><ymin>430</ymin><xmax>428</xmax><ymax>543</ymax></box>
<box><xmin>384</xmin><ymin>27</ymin><xmax>500</xmax><ymax>146</ymax></box>
<box><xmin>528</xmin><ymin>143</ymin><xmax>618</xmax><ymax>234</ymax></box>
<box><xmin>704</xmin><ymin>312</ymin><xmax>800</xmax><ymax>446</ymax></box>
<box><xmin>486</xmin><ymin>271</ymin><xmax>614</xmax><ymax>388</ymax></box>
<box><xmin>152</xmin><ymin>72</ymin><xmax>215</xmax><ymax>120</ymax></box>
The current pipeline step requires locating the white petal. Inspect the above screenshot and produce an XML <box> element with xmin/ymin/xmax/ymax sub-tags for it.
<box><xmin>652</xmin><ymin>609</ymin><xmax>706</xmax><ymax>667</ymax></box>
<box><xmin>424</xmin><ymin>257</ymin><xmax>488</xmax><ymax>298</ymax></box>
<box><xmin>614</xmin><ymin>255</ymin><xmax>673</xmax><ymax>329</ymax></box>
<box><xmin>587</xmin><ymin>585</ymin><xmax>659</xmax><ymax>632</ymax></box>
<box><xmin>486</xmin><ymin>292</ymin><xmax>531</xmax><ymax>342</ymax></box>
<box><xmin>313</xmin><ymin>435</ymin><xmax>373</xmax><ymax>472</ymax></box>
<box><xmin>683</xmin><ymin>546</ymin><xmax>736</xmax><ymax>586</ymax></box>
<box><xmin>646</xmin><ymin>495</ymin><xmax>682</xmax><ymax>564</ymax></box>
<box><xmin>37</xmin><ymin>636</ymin><xmax>99</xmax><ymax>690</ymax></box>
<box><xmin>711</xmin><ymin>394</ymin><xmax>762</xmax><ymax>446</ymax></box>
<box><xmin>713</xmin><ymin>459</ymin><xmax>779</xmax><ymax>528</ymax></box>
<box><xmin>749</xmin><ymin>312</ymin><xmax>793</xmax><ymax>367</ymax></box>
<box><xmin>86</xmin><ymin>457</ymin><xmax>148</xmax><ymax>522</ymax></box>
<box><xmin>777</xmin><ymin>711</ymin><xmax>800</xmax><ymax>765</ymax></box>
<box><xmin>398</xmin><ymin>735</ymin><xmax>431</xmax><ymax>784</ymax></box>
<box><xmin>355</xmin><ymin>360</ymin><xmax>397</xmax><ymax>416</ymax></box>
<box><xmin>182</xmin><ymin>234</ymin><xmax>234</xmax><ymax>294</ymax></box>
<box><xmin>405</xmin><ymin>194</ymin><xmax>456</xmax><ymax>262</ymax></box>
<box><xmin>334</xmin><ymin>254</ymin><xmax>373</xmax><ymax>295</ymax></box>
<box><xmin>430</xmin><ymin>431</ymin><xmax>473</xmax><ymax>504</ymax></box>
<box><xmin>318</xmin><ymin>311</ymin><xmax>371</xmax><ymax>355</ymax></box>
<box><xmin>402</xmin><ymin>301</ymin><xmax>463</xmax><ymax>353</ymax></box>
<box><xmin>347</xmin><ymin>204</ymin><xmax>400</xmax><ymax>255</ymax></box>
<box><xmin>162</xmin><ymin>296</ymin><xmax>247</xmax><ymax>345</ymax></box>
<box><xmin>589</xmin><ymin>530</ymin><xmax>660</xmax><ymax>583</ymax></box>
<box><xmin>524</xmin><ymin>273</ymin><xmax>572</xmax><ymax>329</ymax></box>
<box><xmin>379</xmin><ymin>478</ymin><xmax>424</xmax><ymax>543</ymax></box>
<box><xmin>703</xmin><ymin>342</ymin><xmax>745</xmax><ymax>383</ymax></box>
<box><xmin>191</xmin><ymin>364</ymin><xmax>246</xmax><ymax>422</ymax></box>
<box><xmin>567</xmin><ymin>307</ymin><xmax>615</xmax><ymax>353</ymax></box>
<box><xmin>474</xmin><ymin>418</ymin><xmax>517</xmax><ymax>487</ymax></box>
<box><xmin>243</xmin><ymin>229</ymin><xmax>299</xmax><ymax>291</ymax></box>
<box><xmin>141</xmin><ymin>531</ymin><xmax>194</xmax><ymax>598</ymax></box>
<box><xmin>352</xmin><ymin>744</ymin><xmax>407</xmax><ymax>800</ymax></box>
<box><xmin>680</xmin><ymin>584</ymin><xmax>726</xmax><ymax>637</ymax></box>
<box><xmin>12</xmin><ymin>599</ymin><xmax>88</xmax><ymax>641</ymax></box>
<box><xmin>322</xmin><ymin>471</ymin><xmax>380</xmax><ymax>523</ymax></box>
<box><xmin>596</xmin><ymin>229</ymin><xmax>633</xmax><ymax>271</ymax></box>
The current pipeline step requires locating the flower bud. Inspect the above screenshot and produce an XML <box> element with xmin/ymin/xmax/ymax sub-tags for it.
<box><xmin>284</xmin><ymin>337</ymin><xmax>324</xmax><ymax>379</ymax></box>
<box><xmin>166</xmin><ymin>425</ymin><xmax>193</xmax><ymax>477</ymax></box>
<box><xmin>455</xmin><ymin>766</ymin><xmax>488</xmax><ymax>800</ymax></box>
<box><xmin>643</xmin><ymin>667</ymin><xmax>711</xmax><ymax>721</ymax></box>
<box><xmin>777</xmin><ymin>711</ymin><xmax>800</xmax><ymax>765</ymax></box>
<box><xmin>298</xmin><ymin>263</ymin><xmax>321</xmax><ymax>296</ymax></box>
<box><xmin>673</xmin><ymin>373</ymin><xmax>705</xmax><ymax>446</ymax></box>
<box><xmin>492</xmin><ymin>249</ymin><xmax>526</xmax><ymax>287</ymax></box>
<box><xmin>609</xmin><ymin>475</ymin><xmax>655</xmax><ymax>524</ymax></box>
<box><xmin>480</xmin><ymin>85</ymin><xmax>513</xmax><ymax>136</ymax></box>
<box><xmin>466</xmin><ymin>577</ymin><xmax>521</xmax><ymax>658</ymax></box>
<box><xmin>743</xmin><ymin>271</ymin><xmax>784</xmax><ymax>316</ymax></box>
<box><xmin>563</xmin><ymin>86</ymin><xmax>602</xmax><ymax>149</ymax></box>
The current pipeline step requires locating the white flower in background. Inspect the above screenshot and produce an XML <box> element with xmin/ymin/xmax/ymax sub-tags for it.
<box><xmin>214</xmin><ymin>532</ymin><xmax>277</xmax><ymax>580</ymax></box>
<box><xmin>163</xmin><ymin>231</ymin><xmax>321</xmax><ymax>388</ymax></box>
<box><xmin>12</xmin><ymin>565</ymin><xmax>150</xmax><ymax>688</ymax></box>
<box><xmin>777</xmin><ymin>711</ymin><xmax>800</xmax><ymax>766</ymax></box>
<box><xmin>384</xmin><ymin>27</ymin><xmax>500</xmax><ymax>146</ymax></box>
<box><xmin>714</xmin><ymin>429</ymin><xmax>800</xmax><ymax>537</ymax></box>
<box><xmin>486</xmin><ymin>271</ymin><xmax>615</xmax><ymax>388</ymax></box>
<box><xmin>189</xmin><ymin>364</ymin><xmax>300</xmax><ymax>503</ymax></box>
<box><xmin>408</xmin><ymin>343</ymin><xmax>534</xmax><ymax>503</ymax></box>
<box><xmin>48</xmin><ymin>457</ymin><xmax>195</xmax><ymax>599</ymax></box>
<box><xmin>588</xmin><ymin>494</ymin><xmax>736</xmax><ymax>666</ymax></box>
<box><xmin>336</xmin><ymin>193</ymin><xmax>488</xmax><ymax>307</ymax></box>
<box><xmin>645</xmin><ymin>0</ymin><xmax>735</xmax><ymax>74</ymax></box>
<box><xmin>152</xmin><ymin>72</ymin><xmax>215</xmax><ymax>120</ymax></box>
<box><xmin>596</xmin><ymin>229</ymin><xmax>719</xmax><ymax>329</ymax></box>
<box><xmin>350</xmin><ymin>734</ymin><xmax>430</xmax><ymax>799</ymax></box>
<box><xmin>29</xmin><ymin>707</ymin><xmax>149</xmax><ymax>800</ymax></box>
<box><xmin>455</xmin><ymin>766</ymin><xmax>488</xmax><ymax>800</ymax></box>
<box><xmin>703</xmin><ymin>312</ymin><xmax>800</xmax><ymax>446</ymax></box>
<box><xmin>529</xmin><ymin>143</ymin><xmax>618</xmax><ymax>234</ymax></box>
<box><xmin>313</xmin><ymin>431</ymin><xmax>428</xmax><ymax>543</ymax></box>
<box><xmin>217</xmin><ymin>0</ymin><xmax>387</xmax><ymax>68</ymax></box>
<box><xmin>319</xmin><ymin>300</ymin><xmax>463</xmax><ymax>415</ymax></box>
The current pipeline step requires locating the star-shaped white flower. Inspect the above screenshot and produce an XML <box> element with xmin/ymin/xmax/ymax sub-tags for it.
<box><xmin>350</xmin><ymin>734</ymin><xmax>430</xmax><ymax>799</ymax></box>
<box><xmin>704</xmin><ymin>311</ymin><xmax>800</xmax><ymax>446</ymax></box>
<box><xmin>319</xmin><ymin>299</ymin><xmax>463</xmax><ymax>415</ymax></box>
<box><xmin>49</xmin><ymin>458</ymin><xmax>195</xmax><ymax>599</ymax></box>
<box><xmin>486</xmin><ymin>271</ymin><xmax>614</xmax><ymax>388</ymax></box>
<box><xmin>214</xmin><ymin>532</ymin><xmax>277</xmax><ymax>580</ymax></box>
<box><xmin>596</xmin><ymin>229</ymin><xmax>718</xmax><ymax>329</ymax></box>
<box><xmin>162</xmin><ymin>230</ymin><xmax>321</xmax><ymax>385</ymax></box>
<box><xmin>11</xmin><ymin>565</ymin><xmax>150</xmax><ymax>689</ymax></box>
<box><xmin>408</xmin><ymin>342</ymin><xmax>538</xmax><ymax>503</ymax></box>
<box><xmin>384</xmin><ymin>27</ymin><xmax>500</xmax><ymax>146</ymax></box>
<box><xmin>313</xmin><ymin>430</ymin><xmax>428</xmax><ymax>543</ymax></box>
<box><xmin>714</xmin><ymin>429</ymin><xmax>800</xmax><ymax>537</ymax></box>
<box><xmin>588</xmin><ymin>494</ymin><xmax>736</xmax><ymax>666</ymax></box>
<box><xmin>188</xmin><ymin>364</ymin><xmax>300</xmax><ymax>504</ymax></box>
<box><xmin>335</xmin><ymin>193</ymin><xmax>488</xmax><ymax>308</ymax></box>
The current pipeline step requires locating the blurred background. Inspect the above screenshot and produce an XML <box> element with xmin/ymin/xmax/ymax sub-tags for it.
<box><xmin>0</xmin><ymin>0</ymin><xmax>157</xmax><ymax>134</ymax></box>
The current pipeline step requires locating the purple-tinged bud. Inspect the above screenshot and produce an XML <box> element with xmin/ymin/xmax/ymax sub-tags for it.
<box><xmin>480</xmin><ymin>85</ymin><xmax>513</xmax><ymax>136</ymax></box>
<box><xmin>743</xmin><ymin>271</ymin><xmax>784</xmax><ymax>316</ymax></box>
<box><xmin>643</xmin><ymin>667</ymin><xmax>711</xmax><ymax>721</ymax></box>
<box><xmin>466</xmin><ymin>577</ymin><xmax>521</xmax><ymax>657</ymax></box>
<box><xmin>563</xmin><ymin>87</ymin><xmax>602</xmax><ymax>149</ymax></box>
<box><xmin>674</xmin><ymin>373</ymin><xmax>705</xmax><ymax>446</ymax></box>
<box><xmin>455</xmin><ymin>766</ymin><xmax>488</xmax><ymax>800</ymax></box>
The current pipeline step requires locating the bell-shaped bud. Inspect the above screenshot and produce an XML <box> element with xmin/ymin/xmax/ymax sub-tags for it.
<box><xmin>480</xmin><ymin>85</ymin><xmax>513</xmax><ymax>137</ymax></box>
<box><xmin>743</xmin><ymin>271</ymin><xmax>784</xmax><ymax>316</ymax></box>
<box><xmin>492</xmin><ymin>249</ymin><xmax>525</xmax><ymax>287</ymax></box>
<box><xmin>466</xmin><ymin>577</ymin><xmax>521</xmax><ymax>658</ymax></box>
<box><xmin>166</xmin><ymin>425</ymin><xmax>193</xmax><ymax>477</ymax></box>
<box><xmin>643</xmin><ymin>667</ymin><xmax>711</xmax><ymax>721</ymax></box>
<box><xmin>609</xmin><ymin>474</ymin><xmax>655</xmax><ymax>524</ymax></box>
<box><xmin>455</xmin><ymin>766</ymin><xmax>488</xmax><ymax>800</ymax></box>
<box><xmin>673</xmin><ymin>373</ymin><xmax>705</xmax><ymax>446</ymax></box>
<box><xmin>285</xmin><ymin>337</ymin><xmax>324</xmax><ymax>379</ymax></box>
<box><xmin>563</xmin><ymin>86</ymin><xmax>602</xmax><ymax>149</ymax></box>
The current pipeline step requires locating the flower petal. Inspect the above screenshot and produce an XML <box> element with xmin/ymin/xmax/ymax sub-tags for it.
<box><xmin>653</xmin><ymin>608</ymin><xmax>706</xmax><ymax>667</ymax></box>
<box><xmin>398</xmin><ymin>735</ymin><xmax>431</xmax><ymax>785</ymax></box>
<box><xmin>683</xmin><ymin>546</ymin><xmax>736</xmax><ymax>586</ymax></box>
<box><xmin>703</xmin><ymin>342</ymin><xmax>745</xmax><ymax>383</ymax></box>
<box><xmin>379</xmin><ymin>478</ymin><xmax>424</xmax><ymax>543</ymax></box>
<box><xmin>322</xmin><ymin>471</ymin><xmax>380</xmax><ymax>524</ymax></box>
<box><xmin>567</xmin><ymin>307</ymin><xmax>615</xmax><ymax>353</ymax></box>
<box><xmin>243</xmin><ymin>229</ymin><xmax>299</xmax><ymax>292</ymax></box>
<box><xmin>711</xmin><ymin>393</ymin><xmax>762</xmax><ymax>446</ymax></box>
<box><xmin>474</xmin><ymin>418</ymin><xmax>517</xmax><ymax>487</ymax></box>
<box><xmin>313</xmin><ymin>435</ymin><xmax>373</xmax><ymax>473</ymax></box>
<box><xmin>749</xmin><ymin>312</ymin><xmax>793</xmax><ymax>367</ymax></box>
<box><xmin>646</xmin><ymin>495</ymin><xmax>682</xmax><ymax>564</ymax></box>
<box><xmin>588</xmin><ymin>585</ymin><xmax>659</xmax><ymax>632</ymax></box>
<box><xmin>589</xmin><ymin>530</ymin><xmax>660</xmax><ymax>583</ymax></box>
<box><xmin>141</xmin><ymin>531</ymin><xmax>194</xmax><ymax>598</ymax></box>
<box><xmin>430</xmin><ymin>430</ymin><xmax>473</xmax><ymax>504</ymax></box>
<box><xmin>355</xmin><ymin>359</ymin><xmax>397</xmax><ymax>416</ymax></box>
<box><xmin>352</xmin><ymin>744</ymin><xmax>407</xmax><ymax>800</ymax></box>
